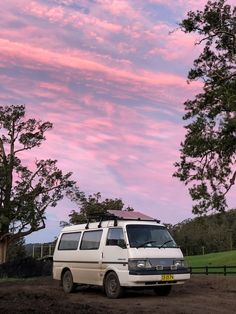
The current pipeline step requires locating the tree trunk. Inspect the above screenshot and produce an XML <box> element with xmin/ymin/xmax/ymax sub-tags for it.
<box><xmin>0</xmin><ymin>238</ymin><xmax>8</xmax><ymax>264</ymax></box>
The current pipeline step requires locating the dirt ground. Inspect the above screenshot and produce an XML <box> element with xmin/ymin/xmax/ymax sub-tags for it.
<box><xmin>0</xmin><ymin>275</ymin><xmax>236</xmax><ymax>314</ymax></box>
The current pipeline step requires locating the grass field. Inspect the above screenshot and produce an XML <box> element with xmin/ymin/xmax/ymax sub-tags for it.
<box><xmin>186</xmin><ymin>250</ymin><xmax>236</xmax><ymax>267</ymax></box>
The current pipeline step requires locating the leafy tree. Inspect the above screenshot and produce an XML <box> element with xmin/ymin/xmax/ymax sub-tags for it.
<box><xmin>174</xmin><ymin>0</ymin><xmax>236</xmax><ymax>214</ymax></box>
<box><xmin>170</xmin><ymin>209</ymin><xmax>236</xmax><ymax>255</ymax></box>
<box><xmin>66</xmin><ymin>191</ymin><xmax>134</xmax><ymax>224</ymax></box>
<box><xmin>0</xmin><ymin>105</ymin><xmax>76</xmax><ymax>263</ymax></box>
<box><xmin>7</xmin><ymin>237</ymin><xmax>26</xmax><ymax>261</ymax></box>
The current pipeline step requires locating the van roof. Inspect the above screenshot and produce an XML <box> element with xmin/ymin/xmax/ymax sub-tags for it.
<box><xmin>61</xmin><ymin>210</ymin><xmax>161</xmax><ymax>232</ymax></box>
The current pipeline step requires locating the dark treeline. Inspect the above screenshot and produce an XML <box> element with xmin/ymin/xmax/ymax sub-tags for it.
<box><xmin>169</xmin><ymin>209</ymin><xmax>236</xmax><ymax>256</ymax></box>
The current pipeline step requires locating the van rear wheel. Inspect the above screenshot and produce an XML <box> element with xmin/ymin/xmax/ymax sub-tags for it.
<box><xmin>62</xmin><ymin>270</ymin><xmax>76</xmax><ymax>293</ymax></box>
<box><xmin>104</xmin><ymin>272</ymin><xmax>124</xmax><ymax>299</ymax></box>
<box><xmin>154</xmin><ymin>285</ymin><xmax>172</xmax><ymax>296</ymax></box>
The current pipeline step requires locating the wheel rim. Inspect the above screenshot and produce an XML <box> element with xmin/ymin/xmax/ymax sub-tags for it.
<box><xmin>107</xmin><ymin>275</ymin><xmax>118</xmax><ymax>296</ymax></box>
<box><xmin>63</xmin><ymin>272</ymin><xmax>72</xmax><ymax>291</ymax></box>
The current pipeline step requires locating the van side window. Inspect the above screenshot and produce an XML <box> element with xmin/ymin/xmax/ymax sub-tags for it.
<box><xmin>80</xmin><ymin>230</ymin><xmax>103</xmax><ymax>250</ymax></box>
<box><xmin>58</xmin><ymin>232</ymin><xmax>81</xmax><ymax>250</ymax></box>
<box><xmin>106</xmin><ymin>228</ymin><xmax>124</xmax><ymax>246</ymax></box>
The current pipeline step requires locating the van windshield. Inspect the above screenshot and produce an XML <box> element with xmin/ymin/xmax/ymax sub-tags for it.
<box><xmin>126</xmin><ymin>224</ymin><xmax>177</xmax><ymax>248</ymax></box>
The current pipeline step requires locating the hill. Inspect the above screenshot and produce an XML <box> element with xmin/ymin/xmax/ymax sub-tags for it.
<box><xmin>169</xmin><ymin>209</ymin><xmax>236</xmax><ymax>255</ymax></box>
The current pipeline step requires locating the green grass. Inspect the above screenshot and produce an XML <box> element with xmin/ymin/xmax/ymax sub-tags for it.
<box><xmin>185</xmin><ymin>250</ymin><xmax>236</xmax><ymax>267</ymax></box>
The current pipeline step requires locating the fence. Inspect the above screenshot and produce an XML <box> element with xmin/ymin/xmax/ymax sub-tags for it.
<box><xmin>31</xmin><ymin>244</ymin><xmax>55</xmax><ymax>259</ymax></box>
<box><xmin>190</xmin><ymin>265</ymin><xmax>236</xmax><ymax>276</ymax></box>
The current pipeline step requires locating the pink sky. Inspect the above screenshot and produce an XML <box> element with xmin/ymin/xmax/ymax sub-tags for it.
<box><xmin>1</xmin><ymin>0</ymin><xmax>235</xmax><ymax>243</ymax></box>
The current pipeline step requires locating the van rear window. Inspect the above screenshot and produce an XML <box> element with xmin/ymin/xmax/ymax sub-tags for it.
<box><xmin>58</xmin><ymin>232</ymin><xmax>81</xmax><ymax>250</ymax></box>
<box><xmin>80</xmin><ymin>230</ymin><xmax>102</xmax><ymax>250</ymax></box>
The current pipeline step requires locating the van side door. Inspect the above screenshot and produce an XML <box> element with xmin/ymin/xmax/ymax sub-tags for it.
<box><xmin>77</xmin><ymin>229</ymin><xmax>103</xmax><ymax>285</ymax></box>
<box><xmin>101</xmin><ymin>228</ymin><xmax>128</xmax><ymax>282</ymax></box>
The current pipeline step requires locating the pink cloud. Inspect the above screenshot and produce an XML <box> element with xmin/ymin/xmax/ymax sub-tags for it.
<box><xmin>148</xmin><ymin>29</ymin><xmax>200</xmax><ymax>61</ymax></box>
<box><xmin>96</xmin><ymin>0</ymin><xmax>139</xmax><ymax>19</ymax></box>
<box><xmin>15</xmin><ymin>97</ymin><xmax>195</xmax><ymax>230</ymax></box>
<box><xmin>39</xmin><ymin>82</ymin><xmax>70</xmax><ymax>94</ymax></box>
<box><xmin>25</xmin><ymin>1</ymin><xmax>123</xmax><ymax>33</ymax></box>
<box><xmin>3</xmin><ymin>0</ymin><xmax>231</xmax><ymax>241</ymax></box>
<box><xmin>0</xmin><ymin>38</ymin><xmax>202</xmax><ymax>98</ymax></box>
<box><xmin>148</xmin><ymin>0</ymin><xmax>235</xmax><ymax>12</ymax></box>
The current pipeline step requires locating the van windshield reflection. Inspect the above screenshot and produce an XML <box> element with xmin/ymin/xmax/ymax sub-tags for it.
<box><xmin>126</xmin><ymin>225</ymin><xmax>177</xmax><ymax>248</ymax></box>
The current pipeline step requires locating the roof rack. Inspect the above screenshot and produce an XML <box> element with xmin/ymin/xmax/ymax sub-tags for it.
<box><xmin>84</xmin><ymin>210</ymin><xmax>160</xmax><ymax>229</ymax></box>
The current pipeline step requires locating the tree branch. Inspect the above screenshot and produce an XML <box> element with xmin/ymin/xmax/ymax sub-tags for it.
<box><xmin>223</xmin><ymin>170</ymin><xmax>236</xmax><ymax>197</ymax></box>
<box><xmin>20</xmin><ymin>163</ymin><xmax>44</xmax><ymax>195</ymax></box>
<box><xmin>0</xmin><ymin>138</ymin><xmax>7</xmax><ymax>164</ymax></box>
<box><xmin>14</xmin><ymin>146</ymin><xmax>37</xmax><ymax>154</ymax></box>
<box><xmin>0</xmin><ymin>219</ymin><xmax>46</xmax><ymax>242</ymax></box>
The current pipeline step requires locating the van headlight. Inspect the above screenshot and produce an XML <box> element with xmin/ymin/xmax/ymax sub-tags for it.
<box><xmin>128</xmin><ymin>259</ymin><xmax>152</xmax><ymax>270</ymax></box>
<box><xmin>174</xmin><ymin>259</ymin><xmax>186</xmax><ymax>267</ymax></box>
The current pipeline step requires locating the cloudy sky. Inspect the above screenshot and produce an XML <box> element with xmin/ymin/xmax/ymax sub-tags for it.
<box><xmin>1</xmin><ymin>0</ymin><xmax>235</xmax><ymax>243</ymax></box>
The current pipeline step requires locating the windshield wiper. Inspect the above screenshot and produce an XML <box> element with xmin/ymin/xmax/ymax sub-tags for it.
<box><xmin>135</xmin><ymin>239</ymin><xmax>174</xmax><ymax>249</ymax></box>
<box><xmin>136</xmin><ymin>240</ymin><xmax>158</xmax><ymax>248</ymax></box>
<box><xmin>159</xmin><ymin>239</ymin><xmax>174</xmax><ymax>249</ymax></box>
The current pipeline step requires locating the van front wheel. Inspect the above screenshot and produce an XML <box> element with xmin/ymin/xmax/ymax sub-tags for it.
<box><xmin>62</xmin><ymin>270</ymin><xmax>76</xmax><ymax>293</ymax></box>
<box><xmin>104</xmin><ymin>272</ymin><xmax>124</xmax><ymax>299</ymax></box>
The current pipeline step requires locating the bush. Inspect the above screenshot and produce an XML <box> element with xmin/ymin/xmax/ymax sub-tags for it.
<box><xmin>0</xmin><ymin>257</ymin><xmax>52</xmax><ymax>278</ymax></box>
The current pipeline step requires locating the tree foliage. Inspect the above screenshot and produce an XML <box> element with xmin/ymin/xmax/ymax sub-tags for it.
<box><xmin>65</xmin><ymin>191</ymin><xmax>134</xmax><ymax>225</ymax></box>
<box><xmin>0</xmin><ymin>105</ymin><xmax>76</xmax><ymax>263</ymax></box>
<box><xmin>174</xmin><ymin>0</ymin><xmax>236</xmax><ymax>214</ymax></box>
<box><xmin>170</xmin><ymin>209</ymin><xmax>236</xmax><ymax>255</ymax></box>
<box><xmin>7</xmin><ymin>237</ymin><xmax>26</xmax><ymax>261</ymax></box>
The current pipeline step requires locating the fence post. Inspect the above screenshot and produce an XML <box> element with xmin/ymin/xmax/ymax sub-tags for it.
<box><xmin>206</xmin><ymin>266</ymin><xmax>208</xmax><ymax>275</ymax></box>
<box><xmin>41</xmin><ymin>244</ymin><xmax>43</xmax><ymax>258</ymax></box>
<box><xmin>202</xmin><ymin>246</ymin><xmax>205</xmax><ymax>255</ymax></box>
<box><xmin>224</xmin><ymin>265</ymin><xmax>227</xmax><ymax>276</ymax></box>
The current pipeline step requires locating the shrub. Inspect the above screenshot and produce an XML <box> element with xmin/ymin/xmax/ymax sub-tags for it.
<box><xmin>0</xmin><ymin>257</ymin><xmax>52</xmax><ymax>278</ymax></box>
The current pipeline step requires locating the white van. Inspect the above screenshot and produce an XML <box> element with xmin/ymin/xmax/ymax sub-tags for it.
<box><xmin>53</xmin><ymin>210</ymin><xmax>190</xmax><ymax>298</ymax></box>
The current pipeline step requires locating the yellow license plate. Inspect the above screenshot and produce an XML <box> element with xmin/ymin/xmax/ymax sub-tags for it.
<box><xmin>161</xmin><ymin>274</ymin><xmax>174</xmax><ymax>281</ymax></box>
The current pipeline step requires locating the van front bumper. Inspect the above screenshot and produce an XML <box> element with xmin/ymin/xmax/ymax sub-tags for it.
<box><xmin>127</xmin><ymin>273</ymin><xmax>190</xmax><ymax>287</ymax></box>
<box><xmin>122</xmin><ymin>268</ymin><xmax>190</xmax><ymax>287</ymax></box>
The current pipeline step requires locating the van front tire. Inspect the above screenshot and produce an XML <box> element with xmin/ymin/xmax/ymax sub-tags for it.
<box><xmin>104</xmin><ymin>272</ymin><xmax>124</xmax><ymax>299</ymax></box>
<box><xmin>62</xmin><ymin>270</ymin><xmax>76</xmax><ymax>293</ymax></box>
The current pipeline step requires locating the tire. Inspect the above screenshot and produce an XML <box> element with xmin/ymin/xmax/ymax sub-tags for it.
<box><xmin>62</xmin><ymin>270</ymin><xmax>76</xmax><ymax>293</ymax></box>
<box><xmin>154</xmin><ymin>285</ymin><xmax>172</xmax><ymax>296</ymax></box>
<box><xmin>104</xmin><ymin>272</ymin><xmax>124</xmax><ymax>299</ymax></box>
